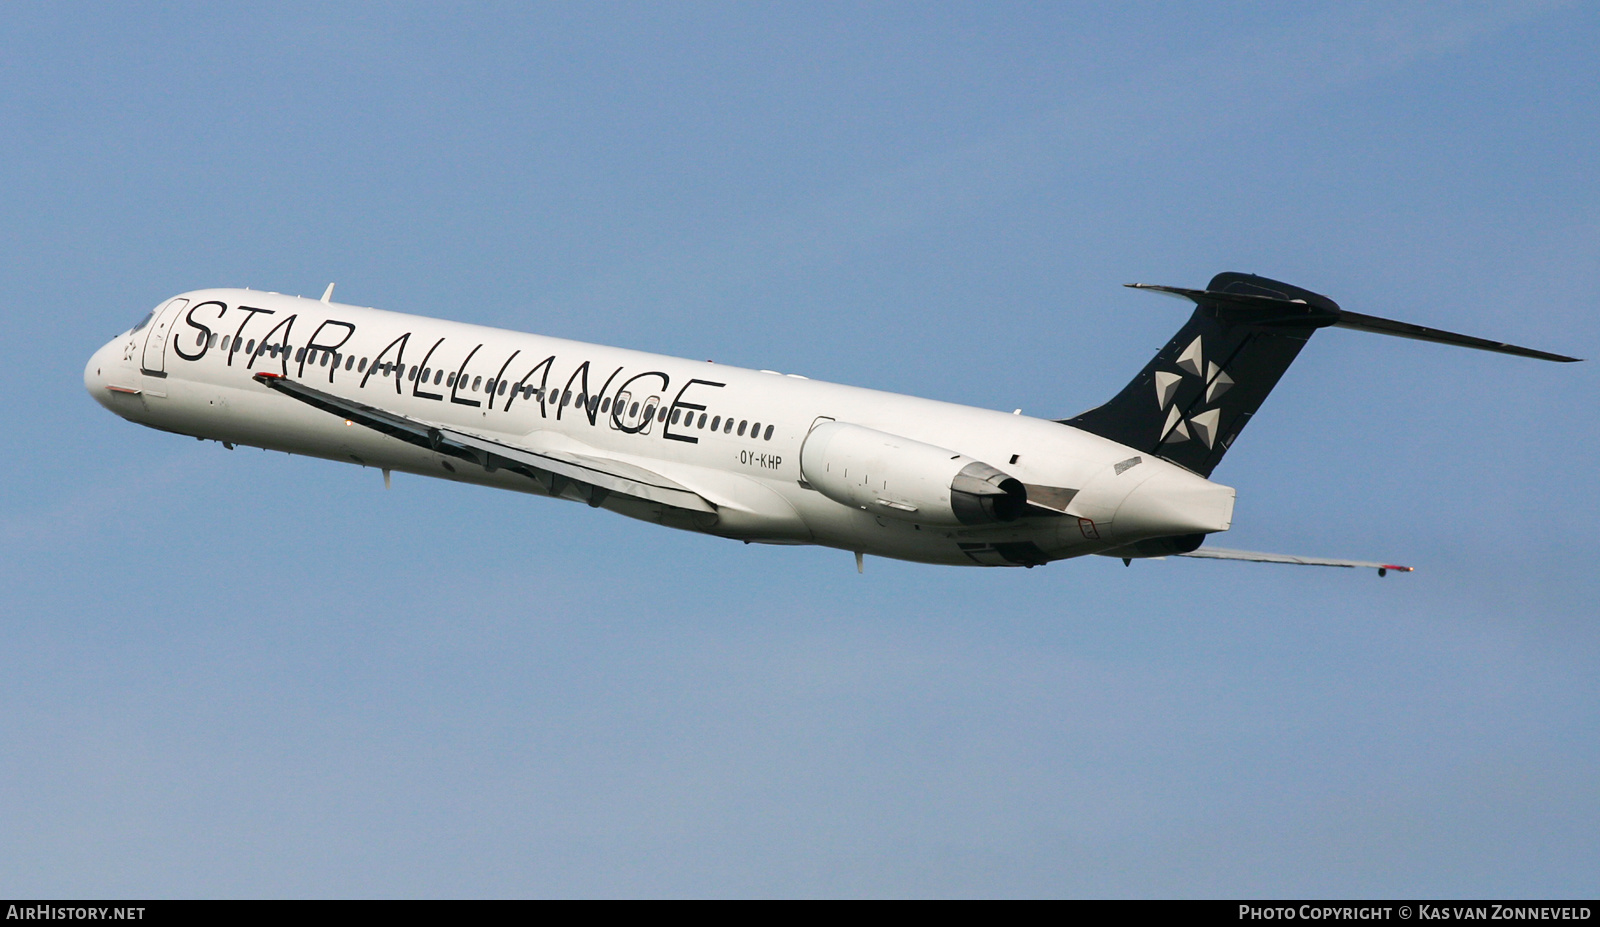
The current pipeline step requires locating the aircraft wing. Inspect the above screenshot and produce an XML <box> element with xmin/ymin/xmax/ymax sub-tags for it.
<box><xmin>252</xmin><ymin>373</ymin><xmax>717</xmax><ymax>514</ymax></box>
<box><xmin>1176</xmin><ymin>546</ymin><xmax>1413</xmax><ymax>576</ymax></box>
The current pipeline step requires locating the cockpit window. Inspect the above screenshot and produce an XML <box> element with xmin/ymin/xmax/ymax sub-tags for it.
<box><xmin>129</xmin><ymin>309</ymin><xmax>156</xmax><ymax>334</ymax></box>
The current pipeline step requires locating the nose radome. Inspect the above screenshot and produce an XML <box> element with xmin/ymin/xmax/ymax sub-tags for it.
<box><xmin>84</xmin><ymin>339</ymin><xmax>117</xmax><ymax>409</ymax></box>
<box><xmin>1111</xmin><ymin>466</ymin><xmax>1235</xmax><ymax>541</ymax></box>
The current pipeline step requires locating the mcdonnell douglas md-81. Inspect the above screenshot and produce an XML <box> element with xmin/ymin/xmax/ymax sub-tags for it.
<box><xmin>85</xmin><ymin>273</ymin><xmax>1577</xmax><ymax>573</ymax></box>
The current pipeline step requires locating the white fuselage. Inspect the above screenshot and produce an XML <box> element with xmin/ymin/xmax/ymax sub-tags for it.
<box><xmin>85</xmin><ymin>289</ymin><xmax>1235</xmax><ymax>567</ymax></box>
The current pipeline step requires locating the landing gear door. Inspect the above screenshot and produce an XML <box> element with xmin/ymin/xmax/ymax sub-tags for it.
<box><xmin>140</xmin><ymin>298</ymin><xmax>189</xmax><ymax>376</ymax></box>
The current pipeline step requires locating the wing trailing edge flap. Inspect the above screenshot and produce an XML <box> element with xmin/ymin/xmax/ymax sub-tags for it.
<box><xmin>1174</xmin><ymin>546</ymin><xmax>1413</xmax><ymax>577</ymax></box>
<box><xmin>252</xmin><ymin>373</ymin><xmax>716</xmax><ymax>514</ymax></box>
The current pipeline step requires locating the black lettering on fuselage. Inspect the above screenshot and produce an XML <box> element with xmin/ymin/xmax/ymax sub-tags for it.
<box><xmin>611</xmin><ymin>371</ymin><xmax>670</xmax><ymax>434</ymax></box>
<box><xmin>555</xmin><ymin>361</ymin><xmax>595</xmax><ymax>422</ymax></box>
<box><xmin>665</xmin><ymin>378</ymin><xmax>725</xmax><ymax>444</ymax></box>
<box><xmin>411</xmin><ymin>337</ymin><xmax>447</xmax><ymax>400</ymax></box>
<box><xmin>739</xmin><ymin>450</ymin><xmax>782</xmax><ymax>470</ymax></box>
<box><xmin>174</xmin><ymin>300</ymin><xmax>227</xmax><ymax>362</ymax></box>
<box><xmin>585</xmin><ymin>366</ymin><xmax>625</xmax><ymax>426</ymax></box>
<box><xmin>225</xmin><ymin>306</ymin><xmax>274</xmax><ymax>367</ymax></box>
<box><xmin>489</xmin><ymin>350</ymin><xmax>521</xmax><ymax>412</ymax></box>
<box><xmin>247</xmin><ymin>313</ymin><xmax>298</xmax><ymax>375</ymax></box>
<box><xmin>300</xmin><ymin>319</ymin><xmax>356</xmax><ymax>382</ymax></box>
<box><xmin>450</xmin><ymin>343</ymin><xmax>484</xmax><ymax>407</ymax></box>
<box><xmin>505</xmin><ymin>355</ymin><xmax>555</xmax><ymax>416</ymax></box>
<box><xmin>361</xmin><ymin>332</ymin><xmax>411</xmax><ymax>393</ymax></box>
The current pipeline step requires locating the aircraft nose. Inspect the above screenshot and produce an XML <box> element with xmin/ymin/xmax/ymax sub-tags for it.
<box><xmin>84</xmin><ymin>339</ymin><xmax>119</xmax><ymax>409</ymax></box>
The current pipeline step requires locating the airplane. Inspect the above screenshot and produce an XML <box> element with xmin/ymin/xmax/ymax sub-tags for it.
<box><xmin>84</xmin><ymin>273</ymin><xmax>1578</xmax><ymax>574</ymax></box>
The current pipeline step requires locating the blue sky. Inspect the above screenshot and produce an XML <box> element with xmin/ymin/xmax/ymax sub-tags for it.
<box><xmin>3</xmin><ymin>2</ymin><xmax>1597</xmax><ymax>897</ymax></box>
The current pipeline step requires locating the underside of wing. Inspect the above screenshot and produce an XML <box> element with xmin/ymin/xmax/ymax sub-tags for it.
<box><xmin>1176</xmin><ymin>546</ymin><xmax>1413</xmax><ymax>576</ymax></box>
<box><xmin>252</xmin><ymin>373</ymin><xmax>716</xmax><ymax>515</ymax></box>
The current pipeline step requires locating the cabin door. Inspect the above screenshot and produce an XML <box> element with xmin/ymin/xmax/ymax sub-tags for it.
<box><xmin>140</xmin><ymin>298</ymin><xmax>189</xmax><ymax>375</ymax></box>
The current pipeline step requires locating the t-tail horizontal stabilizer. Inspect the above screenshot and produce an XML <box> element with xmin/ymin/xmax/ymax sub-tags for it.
<box><xmin>1127</xmin><ymin>283</ymin><xmax>1581</xmax><ymax>363</ymax></box>
<box><xmin>1174</xmin><ymin>547</ymin><xmax>1413</xmax><ymax>578</ymax></box>
<box><xmin>1063</xmin><ymin>273</ymin><xmax>1580</xmax><ymax>477</ymax></box>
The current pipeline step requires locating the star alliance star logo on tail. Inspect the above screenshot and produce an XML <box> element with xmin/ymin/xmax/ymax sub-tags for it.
<box><xmin>1154</xmin><ymin>335</ymin><xmax>1233</xmax><ymax>449</ymax></box>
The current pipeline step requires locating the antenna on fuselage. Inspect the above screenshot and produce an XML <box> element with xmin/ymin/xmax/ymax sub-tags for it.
<box><xmin>320</xmin><ymin>283</ymin><xmax>335</xmax><ymax>303</ymax></box>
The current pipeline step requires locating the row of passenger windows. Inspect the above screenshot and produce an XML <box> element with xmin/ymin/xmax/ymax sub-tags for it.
<box><xmin>534</xmin><ymin>389</ymin><xmax>775</xmax><ymax>440</ymax></box>
<box><xmin>208</xmin><ymin>333</ymin><xmax>777</xmax><ymax>441</ymax></box>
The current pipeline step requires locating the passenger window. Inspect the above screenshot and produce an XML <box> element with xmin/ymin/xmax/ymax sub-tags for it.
<box><xmin>576</xmin><ymin>393</ymin><xmax>586</xmax><ymax>408</ymax></box>
<box><xmin>295</xmin><ymin>348</ymin><xmax>304</xmax><ymax>362</ymax></box>
<box><xmin>698</xmin><ymin>413</ymin><xmax>707</xmax><ymax>429</ymax></box>
<box><xmin>358</xmin><ymin>358</ymin><xmax>367</xmax><ymax>372</ymax></box>
<box><xmin>563</xmin><ymin>391</ymin><xmax>572</xmax><ymax>407</ymax></box>
<box><xmin>346</xmin><ymin>356</ymin><xmax>354</xmax><ymax>371</ymax></box>
<box><xmin>409</xmin><ymin>366</ymin><xmax>419</xmax><ymax>381</ymax></box>
<box><xmin>751</xmin><ymin>422</ymin><xmax>760</xmax><ymax>437</ymax></box>
<box><xmin>737</xmin><ymin>420</ymin><xmax>747</xmax><ymax>436</ymax></box>
<box><xmin>671</xmin><ymin>408</ymin><xmax>681</xmax><ymax>424</ymax></box>
<box><xmin>764</xmin><ymin>424</ymin><xmax>774</xmax><ymax>440</ymax></box>
<box><xmin>221</xmin><ymin>336</ymin><xmax>231</xmax><ymax>350</ymax></box>
<box><xmin>658</xmin><ymin>407</ymin><xmax>667</xmax><ymax>422</ymax></box>
<box><xmin>710</xmin><ymin>416</ymin><xmax>720</xmax><ymax>432</ymax></box>
<box><xmin>601</xmin><ymin>397</ymin><xmax>611</xmax><ymax>413</ymax></box>
<box><xmin>447</xmin><ymin>373</ymin><xmax>457</xmax><ymax>387</ymax></box>
<box><xmin>470</xmin><ymin>376</ymin><xmax>480</xmax><ymax>391</ymax></box>
<box><xmin>630</xmin><ymin>402</ymin><xmax>640</xmax><ymax>417</ymax></box>
<box><xmin>498</xmin><ymin>381</ymin><xmax>507</xmax><ymax>396</ymax></box>
<box><xmin>208</xmin><ymin>333</ymin><xmax>218</xmax><ymax>349</ymax></box>
<box><xmin>323</xmin><ymin>353</ymin><xmax>332</xmax><ymax>367</ymax></box>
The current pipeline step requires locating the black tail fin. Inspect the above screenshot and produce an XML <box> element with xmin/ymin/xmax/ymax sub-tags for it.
<box><xmin>1062</xmin><ymin>272</ymin><xmax>1578</xmax><ymax>477</ymax></box>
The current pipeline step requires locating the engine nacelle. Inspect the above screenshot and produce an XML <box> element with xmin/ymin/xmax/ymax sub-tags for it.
<box><xmin>798</xmin><ymin>421</ymin><xmax>1028</xmax><ymax>526</ymax></box>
